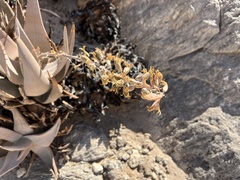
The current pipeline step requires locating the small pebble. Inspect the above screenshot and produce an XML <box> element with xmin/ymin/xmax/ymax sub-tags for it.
<box><xmin>155</xmin><ymin>156</ymin><xmax>163</xmax><ymax>163</ymax></box>
<box><xmin>117</xmin><ymin>137</ymin><xmax>127</xmax><ymax>148</ymax></box>
<box><xmin>92</xmin><ymin>162</ymin><xmax>103</xmax><ymax>175</ymax></box>
<box><xmin>128</xmin><ymin>157</ymin><xmax>139</xmax><ymax>169</ymax></box>
<box><xmin>119</xmin><ymin>152</ymin><xmax>130</xmax><ymax>161</ymax></box>
<box><xmin>109</xmin><ymin>140</ymin><xmax>117</xmax><ymax>149</ymax></box>
<box><xmin>141</xmin><ymin>148</ymin><xmax>150</xmax><ymax>155</ymax></box>
<box><xmin>16</xmin><ymin>167</ymin><xmax>26</xmax><ymax>178</ymax></box>
<box><xmin>162</xmin><ymin>160</ymin><xmax>168</xmax><ymax>167</ymax></box>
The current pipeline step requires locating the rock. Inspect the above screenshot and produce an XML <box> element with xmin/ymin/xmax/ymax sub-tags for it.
<box><xmin>92</xmin><ymin>163</ymin><xmax>104</xmax><ymax>175</ymax></box>
<box><xmin>59</xmin><ymin>161</ymin><xmax>102</xmax><ymax>180</ymax></box>
<box><xmin>113</xmin><ymin>0</ymin><xmax>220</xmax><ymax>66</ymax></box>
<box><xmin>118</xmin><ymin>151</ymin><xmax>130</xmax><ymax>161</ymax></box>
<box><xmin>127</xmin><ymin>155</ymin><xmax>140</xmax><ymax>169</ymax></box>
<box><xmin>158</xmin><ymin>107</ymin><xmax>240</xmax><ymax>179</ymax></box>
<box><xmin>116</xmin><ymin>136</ymin><xmax>127</xmax><ymax>149</ymax></box>
<box><xmin>102</xmin><ymin>125</ymin><xmax>189</xmax><ymax>180</ymax></box>
<box><xmin>63</xmin><ymin>123</ymin><xmax>109</xmax><ymax>162</ymax></box>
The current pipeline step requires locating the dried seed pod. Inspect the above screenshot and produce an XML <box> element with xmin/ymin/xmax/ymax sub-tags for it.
<box><xmin>71</xmin><ymin>0</ymin><xmax>120</xmax><ymax>43</ymax></box>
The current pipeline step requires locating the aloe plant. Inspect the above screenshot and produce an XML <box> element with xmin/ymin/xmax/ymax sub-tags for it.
<box><xmin>0</xmin><ymin>108</ymin><xmax>60</xmax><ymax>178</ymax></box>
<box><xmin>0</xmin><ymin>0</ymin><xmax>73</xmax><ymax>178</ymax></box>
<box><xmin>0</xmin><ymin>0</ymin><xmax>75</xmax><ymax>105</ymax></box>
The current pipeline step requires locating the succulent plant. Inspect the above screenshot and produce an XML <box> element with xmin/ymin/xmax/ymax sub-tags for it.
<box><xmin>0</xmin><ymin>108</ymin><xmax>60</xmax><ymax>178</ymax></box>
<box><xmin>0</xmin><ymin>0</ymin><xmax>75</xmax><ymax>106</ymax></box>
<box><xmin>0</xmin><ymin>0</ymin><xmax>73</xmax><ymax>178</ymax></box>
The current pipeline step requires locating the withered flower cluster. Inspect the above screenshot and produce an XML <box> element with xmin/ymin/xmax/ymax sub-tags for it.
<box><xmin>69</xmin><ymin>47</ymin><xmax>168</xmax><ymax>115</ymax></box>
<box><xmin>72</xmin><ymin>0</ymin><xmax>120</xmax><ymax>43</ymax></box>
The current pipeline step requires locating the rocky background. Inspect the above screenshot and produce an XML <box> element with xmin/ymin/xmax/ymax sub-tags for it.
<box><xmin>2</xmin><ymin>0</ymin><xmax>240</xmax><ymax>179</ymax></box>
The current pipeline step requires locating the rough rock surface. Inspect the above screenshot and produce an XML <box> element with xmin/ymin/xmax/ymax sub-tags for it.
<box><xmin>113</xmin><ymin>0</ymin><xmax>220</xmax><ymax>66</ymax></box>
<box><xmin>158</xmin><ymin>107</ymin><xmax>240</xmax><ymax>180</ymax></box>
<box><xmin>63</xmin><ymin>124</ymin><xmax>108</xmax><ymax>162</ymax></box>
<box><xmin>109</xmin><ymin>0</ymin><xmax>240</xmax><ymax>179</ymax></box>
<box><xmin>58</xmin><ymin>123</ymin><xmax>188</xmax><ymax>180</ymax></box>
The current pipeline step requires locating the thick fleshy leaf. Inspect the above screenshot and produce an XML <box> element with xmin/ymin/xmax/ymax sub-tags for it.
<box><xmin>69</xmin><ymin>23</ymin><xmax>75</xmax><ymax>56</ymax></box>
<box><xmin>0</xmin><ymin>41</ymin><xmax>23</xmax><ymax>85</ymax></box>
<box><xmin>0</xmin><ymin>138</ymin><xmax>32</xmax><ymax>151</ymax></box>
<box><xmin>31</xmin><ymin>146</ymin><xmax>58</xmax><ymax>176</ymax></box>
<box><xmin>35</xmin><ymin>76</ymin><xmax>63</xmax><ymax>104</ymax></box>
<box><xmin>42</xmin><ymin>55</ymin><xmax>70</xmax><ymax>82</ymax></box>
<box><xmin>15</xmin><ymin>18</ymin><xmax>37</xmax><ymax>59</ymax></box>
<box><xmin>52</xmin><ymin>26</ymin><xmax>71</xmax><ymax>82</ymax></box>
<box><xmin>0</xmin><ymin>0</ymin><xmax>14</xmax><ymax>21</ymax></box>
<box><xmin>0</xmin><ymin>148</ymin><xmax>8</xmax><ymax>158</ymax></box>
<box><xmin>63</xmin><ymin>26</ymin><xmax>69</xmax><ymax>54</ymax></box>
<box><xmin>25</xmin><ymin>118</ymin><xmax>61</xmax><ymax>147</ymax></box>
<box><xmin>0</xmin><ymin>79</ymin><xmax>21</xmax><ymax>99</ymax></box>
<box><xmin>16</xmin><ymin>0</ymin><xmax>25</xmax><ymax>27</ymax></box>
<box><xmin>11</xmin><ymin>108</ymin><xmax>34</xmax><ymax>135</ymax></box>
<box><xmin>42</xmin><ymin>24</ymin><xmax>75</xmax><ymax>82</ymax></box>
<box><xmin>0</xmin><ymin>149</ymin><xmax>30</xmax><ymax>177</ymax></box>
<box><xmin>15</xmin><ymin>37</ymin><xmax>51</xmax><ymax>96</ymax></box>
<box><xmin>23</xmin><ymin>0</ymin><xmax>51</xmax><ymax>52</ymax></box>
<box><xmin>0</xmin><ymin>65</ymin><xmax>4</xmax><ymax>74</ymax></box>
<box><xmin>0</xmin><ymin>128</ymin><xmax>22</xmax><ymax>143</ymax></box>
<box><xmin>0</xmin><ymin>28</ymin><xmax>18</xmax><ymax>60</ymax></box>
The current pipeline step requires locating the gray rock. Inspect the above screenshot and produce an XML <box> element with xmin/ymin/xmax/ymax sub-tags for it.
<box><xmin>113</xmin><ymin>0</ymin><xmax>220</xmax><ymax>66</ymax></box>
<box><xmin>158</xmin><ymin>107</ymin><xmax>240</xmax><ymax>180</ymax></box>
<box><xmin>63</xmin><ymin>123</ymin><xmax>109</xmax><ymax>162</ymax></box>
<box><xmin>59</xmin><ymin>161</ymin><xmax>102</xmax><ymax>180</ymax></box>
